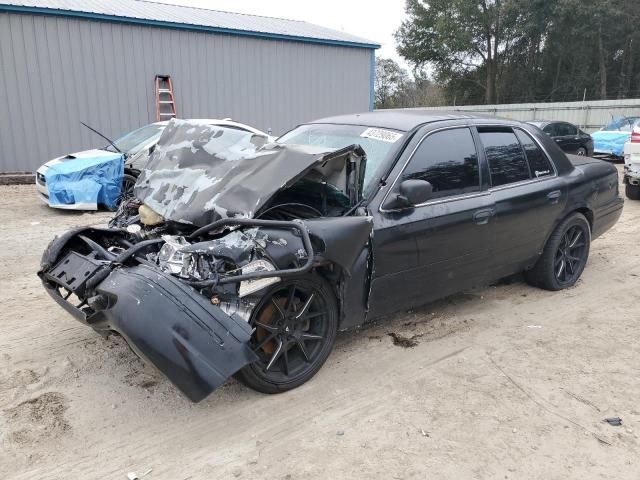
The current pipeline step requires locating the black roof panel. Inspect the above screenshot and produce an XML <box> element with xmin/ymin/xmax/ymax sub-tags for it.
<box><xmin>310</xmin><ymin>109</ymin><xmax>501</xmax><ymax>132</ymax></box>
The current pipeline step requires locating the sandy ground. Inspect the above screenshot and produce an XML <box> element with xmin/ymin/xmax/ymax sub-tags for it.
<box><xmin>1</xmin><ymin>172</ymin><xmax>639</xmax><ymax>480</ymax></box>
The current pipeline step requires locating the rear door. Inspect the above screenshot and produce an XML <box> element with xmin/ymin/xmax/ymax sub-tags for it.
<box><xmin>476</xmin><ymin>126</ymin><xmax>566</xmax><ymax>279</ymax></box>
<box><xmin>368</xmin><ymin>126</ymin><xmax>495</xmax><ymax>318</ymax></box>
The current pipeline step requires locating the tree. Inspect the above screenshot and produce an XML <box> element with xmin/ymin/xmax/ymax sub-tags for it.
<box><xmin>393</xmin><ymin>68</ymin><xmax>446</xmax><ymax>107</ymax></box>
<box><xmin>375</xmin><ymin>58</ymin><xmax>409</xmax><ymax>108</ymax></box>
<box><xmin>374</xmin><ymin>59</ymin><xmax>446</xmax><ymax>108</ymax></box>
<box><xmin>395</xmin><ymin>0</ymin><xmax>521</xmax><ymax>104</ymax></box>
<box><xmin>394</xmin><ymin>0</ymin><xmax>640</xmax><ymax>105</ymax></box>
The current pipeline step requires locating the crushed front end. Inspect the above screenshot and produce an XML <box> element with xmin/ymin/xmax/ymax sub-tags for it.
<box><xmin>39</xmin><ymin>120</ymin><xmax>373</xmax><ymax>401</ymax></box>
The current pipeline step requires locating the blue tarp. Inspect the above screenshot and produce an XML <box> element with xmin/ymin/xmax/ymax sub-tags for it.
<box><xmin>591</xmin><ymin>131</ymin><xmax>630</xmax><ymax>156</ymax></box>
<box><xmin>45</xmin><ymin>152</ymin><xmax>124</xmax><ymax>209</ymax></box>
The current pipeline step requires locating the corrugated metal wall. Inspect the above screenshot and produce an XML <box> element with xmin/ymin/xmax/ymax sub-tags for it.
<box><xmin>0</xmin><ymin>12</ymin><xmax>372</xmax><ymax>172</ymax></box>
<box><xmin>408</xmin><ymin>99</ymin><xmax>640</xmax><ymax>133</ymax></box>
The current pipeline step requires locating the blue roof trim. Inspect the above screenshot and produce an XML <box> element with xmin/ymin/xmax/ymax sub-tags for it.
<box><xmin>0</xmin><ymin>4</ymin><xmax>380</xmax><ymax>49</ymax></box>
<box><xmin>369</xmin><ymin>50</ymin><xmax>375</xmax><ymax>111</ymax></box>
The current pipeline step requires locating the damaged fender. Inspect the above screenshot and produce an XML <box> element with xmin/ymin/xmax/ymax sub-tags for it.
<box><xmin>202</xmin><ymin>217</ymin><xmax>374</xmax><ymax>274</ymax></box>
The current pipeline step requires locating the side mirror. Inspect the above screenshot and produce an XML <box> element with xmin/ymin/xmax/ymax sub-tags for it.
<box><xmin>396</xmin><ymin>179</ymin><xmax>433</xmax><ymax>207</ymax></box>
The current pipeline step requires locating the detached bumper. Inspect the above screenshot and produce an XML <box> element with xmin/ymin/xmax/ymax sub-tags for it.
<box><xmin>41</xmin><ymin>259</ymin><xmax>257</xmax><ymax>402</ymax></box>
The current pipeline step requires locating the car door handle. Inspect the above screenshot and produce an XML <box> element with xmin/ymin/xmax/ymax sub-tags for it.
<box><xmin>547</xmin><ymin>190</ymin><xmax>561</xmax><ymax>204</ymax></box>
<box><xmin>473</xmin><ymin>208</ymin><xmax>495</xmax><ymax>225</ymax></box>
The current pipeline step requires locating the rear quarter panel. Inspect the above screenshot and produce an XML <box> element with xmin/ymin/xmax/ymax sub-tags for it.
<box><xmin>563</xmin><ymin>155</ymin><xmax>623</xmax><ymax>239</ymax></box>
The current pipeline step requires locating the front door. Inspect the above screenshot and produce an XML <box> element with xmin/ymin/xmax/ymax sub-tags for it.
<box><xmin>368</xmin><ymin>126</ymin><xmax>495</xmax><ymax>319</ymax></box>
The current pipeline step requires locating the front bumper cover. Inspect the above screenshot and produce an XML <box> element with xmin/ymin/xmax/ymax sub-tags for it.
<box><xmin>41</xmin><ymin>255</ymin><xmax>258</xmax><ymax>402</ymax></box>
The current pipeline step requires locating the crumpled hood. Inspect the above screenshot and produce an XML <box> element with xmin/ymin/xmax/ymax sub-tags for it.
<box><xmin>134</xmin><ymin>119</ymin><xmax>365</xmax><ymax>227</ymax></box>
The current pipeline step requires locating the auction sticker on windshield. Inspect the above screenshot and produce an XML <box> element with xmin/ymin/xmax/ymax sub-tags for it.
<box><xmin>360</xmin><ymin>127</ymin><xmax>402</xmax><ymax>143</ymax></box>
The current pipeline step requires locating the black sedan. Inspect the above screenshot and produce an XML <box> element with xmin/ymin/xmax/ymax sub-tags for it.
<box><xmin>39</xmin><ymin>113</ymin><xmax>623</xmax><ymax>402</ymax></box>
<box><xmin>528</xmin><ymin>120</ymin><xmax>593</xmax><ymax>156</ymax></box>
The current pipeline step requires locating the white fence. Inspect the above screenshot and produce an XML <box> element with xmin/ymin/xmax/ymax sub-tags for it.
<box><xmin>406</xmin><ymin>98</ymin><xmax>640</xmax><ymax>132</ymax></box>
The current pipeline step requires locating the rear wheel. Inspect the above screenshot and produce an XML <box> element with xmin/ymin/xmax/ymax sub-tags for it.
<box><xmin>576</xmin><ymin>147</ymin><xmax>587</xmax><ymax>156</ymax></box>
<box><xmin>625</xmin><ymin>183</ymin><xmax>640</xmax><ymax>200</ymax></box>
<box><xmin>235</xmin><ymin>275</ymin><xmax>338</xmax><ymax>393</ymax></box>
<box><xmin>525</xmin><ymin>213</ymin><xmax>591</xmax><ymax>291</ymax></box>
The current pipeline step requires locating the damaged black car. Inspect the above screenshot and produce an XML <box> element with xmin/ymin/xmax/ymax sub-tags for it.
<box><xmin>39</xmin><ymin>113</ymin><xmax>623</xmax><ymax>402</ymax></box>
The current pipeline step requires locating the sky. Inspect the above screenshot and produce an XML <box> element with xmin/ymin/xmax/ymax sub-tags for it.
<box><xmin>154</xmin><ymin>0</ymin><xmax>410</xmax><ymax>69</ymax></box>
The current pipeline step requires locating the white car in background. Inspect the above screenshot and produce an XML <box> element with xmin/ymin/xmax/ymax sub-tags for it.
<box><xmin>36</xmin><ymin>118</ymin><xmax>273</xmax><ymax>210</ymax></box>
<box><xmin>623</xmin><ymin>121</ymin><xmax>640</xmax><ymax>200</ymax></box>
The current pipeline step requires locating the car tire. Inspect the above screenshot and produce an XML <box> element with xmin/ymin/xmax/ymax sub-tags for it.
<box><xmin>625</xmin><ymin>183</ymin><xmax>640</xmax><ymax>200</ymax></box>
<box><xmin>235</xmin><ymin>274</ymin><xmax>338</xmax><ymax>394</ymax></box>
<box><xmin>524</xmin><ymin>212</ymin><xmax>591</xmax><ymax>291</ymax></box>
<box><xmin>118</xmin><ymin>173</ymin><xmax>138</xmax><ymax>205</ymax></box>
<box><xmin>576</xmin><ymin>147</ymin><xmax>587</xmax><ymax>156</ymax></box>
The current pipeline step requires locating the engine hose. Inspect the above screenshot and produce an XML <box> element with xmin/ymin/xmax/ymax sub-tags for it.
<box><xmin>78</xmin><ymin>235</ymin><xmax>116</xmax><ymax>261</ymax></box>
<box><xmin>85</xmin><ymin>238</ymin><xmax>164</xmax><ymax>291</ymax></box>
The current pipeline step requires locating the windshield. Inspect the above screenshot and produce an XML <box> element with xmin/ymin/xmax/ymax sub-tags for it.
<box><xmin>104</xmin><ymin>124</ymin><xmax>164</xmax><ymax>155</ymax></box>
<box><xmin>278</xmin><ymin>123</ymin><xmax>403</xmax><ymax>191</ymax></box>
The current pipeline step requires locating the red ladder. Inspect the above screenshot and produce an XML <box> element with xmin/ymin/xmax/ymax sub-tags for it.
<box><xmin>155</xmin><ymin>75</ymin><xmax>176</xmax><ymax>121</ymax></box>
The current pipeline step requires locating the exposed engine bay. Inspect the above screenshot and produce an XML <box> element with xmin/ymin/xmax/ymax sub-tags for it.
<box><xmin>38</xmin><ymin>120</ymin><xmax>374</xmax><ymax>402</ymax></box>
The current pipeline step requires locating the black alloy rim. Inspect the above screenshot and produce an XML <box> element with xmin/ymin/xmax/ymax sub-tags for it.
<box><xmin>555</xmin><ymin>225</ymin><xmax>587</xmax><ymax>284</ymax></box>
<box><xmin>249</xmin><ymin>283</ymin><xmax>330</xmax><ymax>381</ymax></box>
<box><xmin>119</xmin><ymin>176</ymin><xmax>136</xmax><ymax>203</ymax></box>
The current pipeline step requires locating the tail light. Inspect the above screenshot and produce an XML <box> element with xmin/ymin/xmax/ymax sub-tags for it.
<box><xmin>631</xmin><ymin>125</ymin><xmax>640</xmax><ymax>143</ymax></box>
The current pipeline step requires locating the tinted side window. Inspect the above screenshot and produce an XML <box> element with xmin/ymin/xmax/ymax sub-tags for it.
<box><xmin>479</xmin><ymin>130</ymin><xmax>530</xmax><ymax>187</ymax></box>
<box><xmin>402</xmin><ymin>128</ymin><xmax>480</xmax><ymax>199</ymax></box>
<box><xmin>560</xmin><ymin>123</ymin><xmax>577</xmax><ymax>135</ymax></box>
<box><xmin>515</xmin><ymin>130</ymin><xmax>553</xmax><ymax>178</ymax></box>
<box><xmin>543</xmin><ymin>124</ymin><xmax>557</xmax><ymax>136</ymax></box>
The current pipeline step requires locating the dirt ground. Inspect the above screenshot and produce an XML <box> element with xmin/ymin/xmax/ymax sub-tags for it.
<box><xmin>1</xmin><ymin>170</ymin><xmax>639</xmax><ymax>480</ymax></box>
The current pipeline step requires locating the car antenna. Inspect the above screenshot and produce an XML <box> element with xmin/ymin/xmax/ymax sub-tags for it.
<box><xmin>80</xmin><ymin>121</ymin><xmax>122</xmax><ymax>154</ymax></box>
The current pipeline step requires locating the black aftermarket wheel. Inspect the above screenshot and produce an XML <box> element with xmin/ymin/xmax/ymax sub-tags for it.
<box><xmin>235</xmin><ymin>275</ymin><xmax>338</xmax><ymax>394</ymax></box>
<box><xmin>525</xmin><ymin>213</ymin><xmax>591</xmax><ymax>291</ymax></box>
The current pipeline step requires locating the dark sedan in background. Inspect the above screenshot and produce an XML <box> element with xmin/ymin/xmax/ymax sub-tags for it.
<box><xmin>528</xmin><ymin>121</ymin><xmax>593</xmax><ymax>156</ymax></box>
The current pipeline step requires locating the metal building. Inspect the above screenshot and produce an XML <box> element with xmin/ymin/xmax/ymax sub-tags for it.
<box><xmin>0</xmin><ymin>0</ymin><xmax>379</xmax><ymax>172</ymax></box>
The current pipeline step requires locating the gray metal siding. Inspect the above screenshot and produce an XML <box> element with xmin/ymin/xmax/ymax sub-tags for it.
<box><xmin>0</xmin><ymin>12</ymin><xmax>372</xmax><ymax>172</ymax></box>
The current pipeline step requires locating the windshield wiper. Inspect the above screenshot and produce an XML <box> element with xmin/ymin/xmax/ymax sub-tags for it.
<box><xmin>80</xmin><ymin>121</ymin><xmax>122</xmax><ymax>154</ymax></box>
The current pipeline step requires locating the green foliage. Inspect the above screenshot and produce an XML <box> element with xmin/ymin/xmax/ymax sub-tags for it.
<box><xmin>374</xmin><ymin>58</ymin><xmax>445</xmax><ymax>108</ymax></box>
<box><xmin>394</xmin><ymin>0</ymin><xmax>640</xmax><ymax>104</ymax></box>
